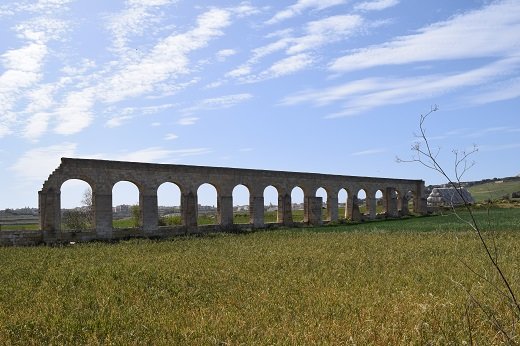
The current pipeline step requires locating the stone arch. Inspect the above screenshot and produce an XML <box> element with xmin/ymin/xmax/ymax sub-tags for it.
<box><xmin>60</xmin><ymin>178</ymin><xmax>94</xmax><ymax>231</ymax></box>
<box><xmin>197</xmin><ymin>183</ymin><xmax>218</xmax><ymax>226</ymax></box>
<box><xmin>232</xmin><ymin>184</ymin><xmax>250</xmax><ymax>225</ymax></box>
<box><xmin>291</xmin><ymin>186</ymin><xmax>304</xmax><ymax>222</ymax></box>
<box><xmin>347</xmin><ymin>187</ymin><xmax>366</xmax><ymax>221</ymax></box>
<box><xmin>263</xmin><ymin>185</ymin><xmax>279</xmax><ymax>224</ymax></box>
<box><xmin>338</xmin><ymin>188</ymin><xmax>349</xmax><ymax>220</ymax></box>
<box><xmin>375</xmin><ymin>189</ymin><xmax>385</xmax><ymax>217</ymax></box>
<box><xmin>357</xmin><ymin>188</ymin><xmax>367</xmax><ymax>214</ymax></box>
<box><xmin>112</xmin><ymin>180</ymin><xmax>140</xmax><ymax>228</ymax></box>
<box><xmin>315</xmin><ymin>187</ymin><xmax>328</xmax><ymax>221</ymax></box>
<box><xmin>403</xmin><ymin>189</ymin><xmax>415</xmax><ymax>216</ymax></box>
<box><xmin>385</xmin><ymin>187</ymin><xmax>399</xmax><ymax>218</ymax></box>
<box><xmin>157</xmin><ymin>182</ymin><xmax>182</xmax><ymax>226</ymax></box>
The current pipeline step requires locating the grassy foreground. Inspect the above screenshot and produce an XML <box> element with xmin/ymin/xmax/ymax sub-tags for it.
<box><xmin>1</xmin><ymin>210</ymin><xmax>520</xmax><ymax>344</ymax></box>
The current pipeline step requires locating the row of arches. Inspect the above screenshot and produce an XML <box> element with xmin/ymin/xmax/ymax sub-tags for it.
<box><xmin>60</xmin><ymin>179</ymin><xmax>417</xmax><ymax>230</ymax></box>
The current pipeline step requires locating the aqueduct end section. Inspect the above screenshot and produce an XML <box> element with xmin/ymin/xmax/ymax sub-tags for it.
<box><xmin>38</xmin><ymin>158</ymin><xmax>426</xmax><ymax>242</ymax></box>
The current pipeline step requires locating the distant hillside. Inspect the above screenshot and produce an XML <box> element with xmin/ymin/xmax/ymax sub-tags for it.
<box><xmin>426</xmin><ymin>176</ymin><xmax>520</xmax><ymax>203</ymax></box>
<box><xmin>467</xmin><ymin>177</ymin><xmax>520</xmax><ymax>202</ymax></box>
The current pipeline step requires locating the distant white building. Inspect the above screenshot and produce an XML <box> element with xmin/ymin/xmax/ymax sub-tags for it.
<box><xmin>427</xmin><ymin>187</ymin><xmax>475</xmax><ymax>207</ymax></box>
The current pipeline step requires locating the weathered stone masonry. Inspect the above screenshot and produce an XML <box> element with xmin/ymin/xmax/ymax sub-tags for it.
<box><xmin>34</xmin><ymin>158</ymin><xmax>427</xmax><ymax>243</ymax></box>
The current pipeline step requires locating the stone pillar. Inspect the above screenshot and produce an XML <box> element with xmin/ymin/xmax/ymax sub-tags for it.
<box><xmin>278</xmin><ymin>192</ymin><xmax>292</xmax><ymax>225</ymax></box>
<box><xmin>140</xmin><ymin>190</ymin><xmax>158</xmax><ymax>233</ymax></box>
<box><xmin>181</xmin><ymin>190</ymin><xmax>197</xmax><ymax>227</ymax></box>
<box><xmin>415</xmin><ymin>181</ymin><xmax>428</xmax><ymax>215</ymax></box>
<box><xmin>304</xmin><ymin>196</ymin><xmax>322</xmax><ymax>225</ymax></box>
<box><xmin>344</xmin><ymin>194</ymin><xmax>351</xmax><ymax>219</ymax></box>
<box><xmin>250</xmin><ymin>195</ymin><xmax>264</xmax><ymax>228</ymax></box>
<box><xmin>381</xmin><ymin>191</ymin><xmax>388</xmax><ymax>214</ymax></box>
<box><xmin>366</xmin><ymin>194</ymin><xmax>377</xmax><ymax>220</ymax></box>
<box><xmin>348</xmin><ymin>195</ymin><xmax>362</xmax><ymax>221</ymax></box>
<box><xmin>218</xmin><ymin>195</ymin><xmax>233</xmax><ymax>228</ymax></box>
<box><xmin>401</xmin><ymin>194</ymin><xmax>410</xmax><ymax>216</ymax></box>
<box><xmin>93</xmin><ymin>192</ymin><xmax>113</xmax><ymax>238</ymax></box>
<box><xmin>386</xmin><ymin>188</ymin><xmax>399</xmax><ymax>218</ymax></box>
<box><xmin>39</xmin><ymin>188</ymin><xmax>61</xmax><ymax>232</ymax></box>
<box><xmin>327</xmin><ymin>195</ymin><xmax>338</xmax><ymax>222</ymax></box>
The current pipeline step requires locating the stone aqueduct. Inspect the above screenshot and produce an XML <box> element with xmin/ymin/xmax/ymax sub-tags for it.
<box><xmin>37</xmin><ymin>158</ymin><xmax>427</xmax><ymax>241</ymax></box>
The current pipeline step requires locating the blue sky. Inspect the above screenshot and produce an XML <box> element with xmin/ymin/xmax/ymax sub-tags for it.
<box><xmin>1</xmin><ymin>0</ymin><xmax>519</xmax><ymax>209</ymax></box>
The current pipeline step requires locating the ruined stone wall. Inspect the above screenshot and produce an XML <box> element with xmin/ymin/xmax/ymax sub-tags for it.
<box><xmin>21</xmin><ymin>157</ymin><xmax>427</xmax><ymax>245</ymax></box>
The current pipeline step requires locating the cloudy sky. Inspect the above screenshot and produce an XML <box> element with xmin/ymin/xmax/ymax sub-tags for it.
<box><xmin>1</xmin><ymin>0</ymin><xmax>519</xmax><ymax>209</ymax></box>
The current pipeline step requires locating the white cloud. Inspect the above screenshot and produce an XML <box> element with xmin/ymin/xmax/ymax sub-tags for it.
<box><xmin>104</xmin><ymin>103</ymin><xmax>176</xmax><ymax>128</ymax></box>
<box><xmin>204</xmin><ymin>80</ymin><xmax>224</xmax><ymax>89</ymax></box>
<box><xmin>250</xmin><ymin>37</ymin><xmax>292</xmax><ymax>62</ymax></box>
<box><xmin>23</xmin><ymin>112</ymin><xmax>52</xmax><ymax>139</ymax></box>
<box><xmin>253</xmin><ymin>53</ymin><xmax>314</xmax><ymax>82</ymax></box>
<box><xmin>468</xmin><ymin>77</ymin><xmax>520</xmax><ymax>105</ymax></box>
<box><xmin>164</xmin><ymin>133</ymin><xmax>178</xmax><ymax>140</ymax></box>
<box><xmin>15</xmin><ymin>17</ymin><xmax>68</xmax><ymax>42</ymax></box>
<box><xmin>287</xmin><ymin>14</ymin><xmax>363</xmax><ymax>54</ymax></box>
<box><xmin>177</xmin><ymin>117</ymin><xmax>199</xmax><ymax>125</ymax></box>
<box><xmin>54</xmin><ymin>88</ymin><xmax>96</xmax><ymax>134</ymax></box>
<box><xmin>229</xmin><ymin>2</ymin><xmax>262</xmax><ymax>17</ymax></box>
<box><xmin>105</xmin><ymin>115</ymin><xmax>133</xmax><ymax>128</ymax></box>
<box><xmin>281</xmin><ymin>78</ymin><xmax>383</xmax><ymax>106</ymax></box>
<box><xmin>100</xmin><ymin>8</ymin><xmax>232</xmax><ymax>103</ymax></box>
<box><xmin>266</xmin><ymin>0</ymin><xmax>347</xmax><ymax>24</ymax></box>
<box><xmin>12</xmin><ymin>8</ymin><xmax>231</xmax><ymax>139</ymax></box>
<box><xmin>24</xmin><ymin>84</ymin><xmax>56</xmax><ymax>113</ymax></box>
<box><xmin>351</xmin><ymin>148</ymin><xmax>386</xmax><ymax>156</ymax></box>
<box><xmin>226</xmin><ymin>65</ymin><xmax>252</xmax><ymax>78</ymax></box>
<box><xmin>216</xmin><ymin>48</ymin><xmax>237</xmax><ymax>61</ymax></box>
<box><xmin>170</xmin><ymin>148</ymin><xmax>212</xmax><ymax>157</ymax></box>
<box><xmin>284</xmin><ymin>56</ymin><xmax>520</xmax><ymax>117</ymax></box>
<box><xmin>181</xmin><ymin>93</ymin><xmax>253</xmax><ymax>114</ymax></box>
<box><xmin>115</xmin><ymin>147</ymin><xmax>175</xmax><ymax>163</ymax></box>
<box><xmin>10</xmin><ymin>142</ymin><xmax>77</xmax><ymax>181</ymax></box>
<box><xmin>0</xmin><ymin>42</ymin><xmax>48</xmax><ymax>135</ymax></box>
<box><xmin>330</xmin><ymin>1</ymin><xmax>520</xmax><ymax>72</ymax></box>
<box><xmin>354</xmin><ymin>0</ymin><xmax>399</xmax><ymax>11</ymax></box>
<box><xmin>114</xmin><ymin>146</ymin><xmax>212</xmax><ymax>162</ymax></box>
<box><xmin>227</xmin><ymin>14</ymin><xmax>362</xmax><ymax>83</ymax></box>
<box><xmin>1</xmin><ymin>0</ymin><xmax>72</xmax><ymax>16</ymax></box>
<box><xmin>106</xmin><ymin>0</ymin><xmax>176</xmax><ymax>53</ymax></box>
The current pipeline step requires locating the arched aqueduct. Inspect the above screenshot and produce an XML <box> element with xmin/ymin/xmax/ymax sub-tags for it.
<box><xmin>39</xmin><ymin>158</ymin><xmax>427</xmax><ymax>240</ymax></box>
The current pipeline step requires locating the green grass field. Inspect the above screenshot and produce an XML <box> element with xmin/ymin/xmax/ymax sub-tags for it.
<box><xmin>1</xmin><ymin>208</ymin><xmax>519</xmax><ymax>344</ymax></box>
<box><xmin>468</xmin><ymin>178</ymin><xmax>520</xmax><ymax>202</ymax></box>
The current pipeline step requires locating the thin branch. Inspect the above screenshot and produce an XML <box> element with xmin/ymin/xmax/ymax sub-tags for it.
<box><xmin>398</xmin><ymin>106</ymin><xmax>520</xmax><ymax>338</ymax></box>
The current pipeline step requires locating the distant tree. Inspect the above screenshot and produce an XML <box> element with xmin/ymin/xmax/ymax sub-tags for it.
<box><xmin>82</xmin><ymin>187</ymin><xmax>94</xmax><ymax>227</ymax></box>
<box><xmin>62</xmin><ymin>209</ymin><xmax>89</xmax><ymax>231</ymax></box>
<box><xmin>62</xmin><ymin>187</ymin><xmax>94</xmax><ymax>231</ymax></box>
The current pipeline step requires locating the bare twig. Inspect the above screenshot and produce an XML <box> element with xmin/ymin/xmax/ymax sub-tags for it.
<box><xmin>398</xmin><ymin>106</ymin><xmax>520</xmax><ymax>340</ymax></box>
